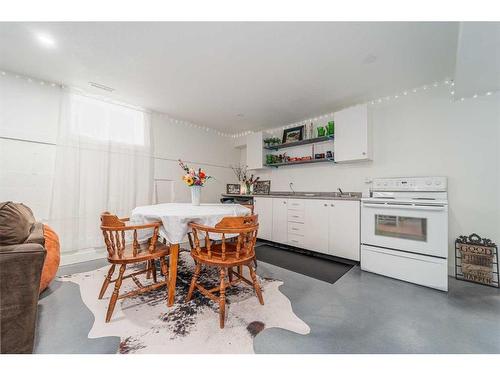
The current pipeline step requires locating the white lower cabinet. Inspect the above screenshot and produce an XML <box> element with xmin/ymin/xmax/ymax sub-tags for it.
<box><xmin>254</xmin><ymin>197</ymin><xmax>272</xmax><ymax>241</ymax></box>
<box><xmin>328</xmin><ymin>200</ymin><xmax>360</xmax><ymax>261</ymax></box>
<box><xmin>303</xmin><ymin>199</ymin><xmax>360</xmax><ymax>260</ymax></box>
<box><xmin>254</xmin><ymin>197</ymin><xmax>360</xmax><ymax>262</ymax></box>
<box><xmin>304</xmin><ymin>200</ymin><xmax>329</xmax><ymax>254</ymax></box>
<box><xmin>272</xmin><ymin>198</ymin><xmax>288</xmax><ymax>243</ymax></box>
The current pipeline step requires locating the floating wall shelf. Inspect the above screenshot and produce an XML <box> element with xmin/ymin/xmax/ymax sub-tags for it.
<box><xmin>263</xmin><ymin>135</ymin><xmax>334</xmax><ymax>151</ymax></box>
<box><xmin>265</xmin><ymin>158</ymin><xmax>335</xmax><ymax>168</ymax></box>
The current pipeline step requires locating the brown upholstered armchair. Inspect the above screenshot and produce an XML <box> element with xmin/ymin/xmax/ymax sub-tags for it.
<box><xmin>0</xmin><ymin>202</ymin><xmax>46</xmax><ymax>354</ymax></box>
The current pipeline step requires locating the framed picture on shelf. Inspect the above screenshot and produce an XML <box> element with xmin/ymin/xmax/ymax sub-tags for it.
<box><xmin>253</xmin><ymin>180</ymin><xmax>271</xmax><ymax>195</ymax></box>
<box><xmin>226</xmin><ymin>184</ymin><xmax>241</xmax><ymax>194</ymax></box>
<box><xmin>282</xmin><ymin>125</ymin><xmax>304</xmax><ymax>144</ymax></box>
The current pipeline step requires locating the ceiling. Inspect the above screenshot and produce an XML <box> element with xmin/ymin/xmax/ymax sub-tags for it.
<box><xmin>453</xmin><ymin>22</ymin><xmax>500</xmax><ymax>98</ymax></box>
<box><xmin>0</xmin><ymin>22</ymin><xmax>461</xmax><ymax>132</ymax></box>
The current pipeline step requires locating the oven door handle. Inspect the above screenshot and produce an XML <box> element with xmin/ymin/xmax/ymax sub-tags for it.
<box><xmin>362</xmin><ymin>203</ymin><xmax>447</xmax><ymax>211</ymax></box>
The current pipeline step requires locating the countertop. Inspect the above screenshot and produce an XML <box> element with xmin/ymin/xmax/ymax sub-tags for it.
<box><xmin>221</xmin><ymin>192</ymin><xmax>362</xmax><ymax>201</ymax></box>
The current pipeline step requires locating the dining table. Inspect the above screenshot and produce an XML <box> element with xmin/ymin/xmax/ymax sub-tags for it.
<box><xmin>130</xmin><ymin>202</ymin><xmax>251</xmax><ymax>306</ymax></box>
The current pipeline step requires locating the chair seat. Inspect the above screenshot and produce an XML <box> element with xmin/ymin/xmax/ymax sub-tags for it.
<box><xmin>107</xmin><ymin>241</ymin><xmax>170</xmax><ymax>264</ymax></box>
<box><xmin>191</xmin><ymin>242</ymin><xmax>255</xmax><ymax>266</ymax></box>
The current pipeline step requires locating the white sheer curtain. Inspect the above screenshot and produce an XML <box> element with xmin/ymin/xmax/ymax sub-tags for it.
<box><xmin>49</xmin><ymin>90</ymin><xmax>154</xmax><ymax>255</ymax></box>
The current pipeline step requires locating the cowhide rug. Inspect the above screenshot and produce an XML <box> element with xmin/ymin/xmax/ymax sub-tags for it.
<box><xmin>58</xmin><ymin>250</ymin><xmax>310</xmax><ymax>354</ymax></box>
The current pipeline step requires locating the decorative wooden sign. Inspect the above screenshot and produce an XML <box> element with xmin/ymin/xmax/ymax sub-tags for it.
<box><xmin>253</xmin><ymin>180</ymin><xmax>271</xmax><ymax>195</ymax></box>
<box><xmin>455</xmin><ymin>233</ymin><xmax>499</xmax><ymax>288</ymax></box>
<box><xmin>226</xmin><ymin>184</ymin><xmax>241</xmax><ymax>194</ymax></box>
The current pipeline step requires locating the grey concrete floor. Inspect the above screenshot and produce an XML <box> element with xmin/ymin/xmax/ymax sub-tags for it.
<box><xmin>35</xmin><ymin>257</ymin><xmax>500</xmax><ymax>354</ymax></box>
<box><xmin>35</xmin><ymin>258</ymin><xmax>120</xmax><ymax>354</ymax></box>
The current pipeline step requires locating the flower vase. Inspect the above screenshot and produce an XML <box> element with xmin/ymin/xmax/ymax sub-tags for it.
<box><xmin>191</xmin><ymin>185</ymin><xmax>201</xmax><ymax>206</ymax></box>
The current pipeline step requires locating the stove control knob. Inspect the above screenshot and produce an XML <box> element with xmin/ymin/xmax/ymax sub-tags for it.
<box><xmin>426</xmin><ymin>180</ymin><xmax>432</xmax><ymax>185</ymax></box>
<box><xmin>435</xmin><ymin>180</ymin><xmax>442</xmax><ymax>186</ymax></box>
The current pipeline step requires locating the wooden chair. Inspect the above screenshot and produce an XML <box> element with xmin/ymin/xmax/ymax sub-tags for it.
<box><xmin>186</xmin><ymin>215</ymin><xmax>263</xmax><ymax>328</ymax></box>
<box><xmin>99</xmin><ymin>212</ymin><xmax>170</xmax><ymax>322</ymax></box>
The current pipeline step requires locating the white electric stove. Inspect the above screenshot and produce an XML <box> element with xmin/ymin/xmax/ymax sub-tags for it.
<box><xmin>360</xmin><ymin>177</ymin><xmax>449</xmax><ymax>291</ymax></box>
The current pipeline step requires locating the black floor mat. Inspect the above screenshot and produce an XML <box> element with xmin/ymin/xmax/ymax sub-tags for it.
<box><xmin>255</xmin><ymin>243</ymin><xmax>354</xmax><ymax>284</ymax></box>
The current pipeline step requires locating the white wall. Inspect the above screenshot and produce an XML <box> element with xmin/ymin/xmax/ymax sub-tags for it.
<box><xmin>152</xmin><ymin>113</ymin><xmax>239</xmax><ymax>204</ymax></box>
<box><xmin>244</xmin><ymin>87</ymin><xmax>500</xmax><ymax>274</ymax></box>
<box><xmin>0</xmin><ymin>75</ymin><xmax>240</xmax><ymax>262</ymax></box>
<box><xmin>0</xmin><ymin>75</ymin><xmax>60</xmax><ymax>221</ymax></box>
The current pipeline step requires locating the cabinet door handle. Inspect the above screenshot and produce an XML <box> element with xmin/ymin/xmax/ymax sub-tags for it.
<box><xmin>362</xmin><ymin>152</ymin><xmax>366</xmax><ymax>155</ymax></box>
<box><xmin>291</xmin><ymin>240</ymin><xmax>299</xmax><ymax>243</ymax></box>
<box><xmin>292</xmin><ymin>227</ymin><xmax>299</xmax><ymax>230</ymax></box>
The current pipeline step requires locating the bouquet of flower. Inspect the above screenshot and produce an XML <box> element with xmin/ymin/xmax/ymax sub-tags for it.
<box><xmin>179</xmin><ymin>159</ymin><xmax>211</xmax><ymax>186</ymax></box>
<box><xmin>231</xmin><ymin>164</ymin><xmax>259</xmax><ymax>193</ymax></box>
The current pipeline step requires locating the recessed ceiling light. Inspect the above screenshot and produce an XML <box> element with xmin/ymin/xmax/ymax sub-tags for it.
<box><xmin>237</xmin><ymin>113</ymin><xmax>244</xmax><ymax>117</ymax></box>
<box><xmin>35</xmin><ymin>32</ymin><xmax>56</xmax><ymax>48</ymax></box>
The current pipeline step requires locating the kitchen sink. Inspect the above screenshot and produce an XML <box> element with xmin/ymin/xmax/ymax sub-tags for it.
<box><xmin>268</xmin><ymin>191</ymin><xmax>361</xmax><ymax>199</ymax></box>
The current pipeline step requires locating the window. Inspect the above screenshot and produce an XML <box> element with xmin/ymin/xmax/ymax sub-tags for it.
<box><xmin>375</xmin><ymin>214</ymin><xmax>427</xmax><ymax>242</ymax></box>
<box><xmin>69</xmin><ymin>93</ymin><xmax>146</xmax><ymax>146</ymax></box>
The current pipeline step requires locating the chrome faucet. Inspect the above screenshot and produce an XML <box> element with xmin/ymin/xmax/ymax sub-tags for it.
<box><xmin>289</xmin><ymin>182</ymin><xmax>295</xmax><ymax>194</ymax></box>
<box><xmin>338</xmin><ymin>187</ymin><xmax>344</xmax><ymax>195</ymax></box>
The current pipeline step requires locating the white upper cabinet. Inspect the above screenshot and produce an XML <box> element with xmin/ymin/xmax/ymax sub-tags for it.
<box><xmin>334</xmin><ymin>104</ymin><xmax>372</xmax><ymax>162</ymax></box>
<box><xmin>246</xmin><ymin>131</ymin><xmax>264</xmax><ymax>169</ymax></box>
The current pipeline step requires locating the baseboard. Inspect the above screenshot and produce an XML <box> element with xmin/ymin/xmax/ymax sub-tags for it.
<box><xmin>60</xmin><ymin>248</ymin><xmax>107</xmax><ymax>266</ymax></box>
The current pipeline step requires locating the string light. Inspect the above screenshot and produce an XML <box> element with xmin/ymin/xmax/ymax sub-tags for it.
<box><xmin>257</xmin><ymin>78</ymin><xmax>500</xmax><ymax>137</ymax></box>
<box><xmin>0</xmin><ymin>69</ymin><xmax>60</xmax><ymax>88</ymax></box>
<box><xmin>2</xmin><ymin>69</ymin><xmax>497</xmax><ymax>138</ymax></box>
<box><xmin>160</xmin><ymin>113</ymin><xmax>239</xmax><ymax>138</ymax></box>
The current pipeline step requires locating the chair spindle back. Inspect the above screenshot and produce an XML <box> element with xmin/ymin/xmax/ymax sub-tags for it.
<box><xmin>190</xmin><ymin>215</ymin><xmax>259</xmax><ymax>260</ymax></box>
<box><xmin>100</xmin><ymin>212</ymin><xmax>160</xmax><ymax>258</ymax></box>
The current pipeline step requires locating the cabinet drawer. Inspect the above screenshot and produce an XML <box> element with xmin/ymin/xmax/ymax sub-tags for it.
<box><xmin>287</xmin><ymin>200</ymin><xmax>305</xmax><ymax>211</ymax></box>
<box><xmin>288</xmin><ymin>222</ymin><xmax>305</xmax><ymax>236</ymax></box>
<box><xmin>287</xmin><ymin>210</ymin><xmax>305</xmax><ymax>223</ymax></box>
<box><xmin>288</xmin><ymin>233</ymin><xmax>306</xmax><ymax>248</ymax></box>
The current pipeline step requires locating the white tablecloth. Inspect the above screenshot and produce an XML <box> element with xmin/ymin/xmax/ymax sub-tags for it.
<box><xmin>130</xmin><ymin>203</ymin><xmax>251</xmax><ymax>244</ymax></box>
